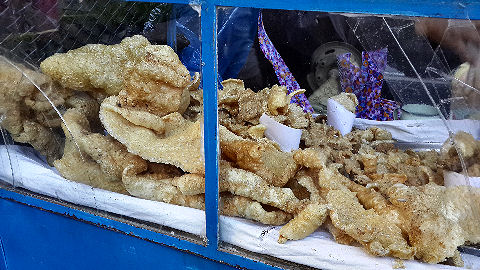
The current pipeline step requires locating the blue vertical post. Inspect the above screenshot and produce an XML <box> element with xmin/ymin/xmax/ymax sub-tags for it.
<box><xmin>201</xmin><ymin>0</ymin><xmax>219</xmax><ymax>252</ymax></box>
<box><xmin>167</xmin><ymin>4</ymin><xmax>178</xmax><ymax>51</ymax></box>
<box><xmin>0</xmin><ymin>237</ymin><xmax>7</xmax><ymax>270</ymax></box>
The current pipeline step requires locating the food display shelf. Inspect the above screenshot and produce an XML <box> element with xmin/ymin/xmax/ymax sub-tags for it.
<box><xmin>1</xmin><ymin>0</ymin><xmax>479</xmax><ymax>269</ymax></box>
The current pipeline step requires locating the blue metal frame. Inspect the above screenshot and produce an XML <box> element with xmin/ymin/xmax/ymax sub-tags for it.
<box><xmin>2</xmin><ymin>0</ymin><xmax>480</xmax><ymax>269</ymax></box>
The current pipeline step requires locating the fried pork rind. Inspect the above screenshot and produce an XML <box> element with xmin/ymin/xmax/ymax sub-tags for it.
<box><xmin>221</xmin><ymin>194</ymin><xmax>292</xmax><ymax>225</ymax></box>
<box><xmin>41</xmin><ymin>35</ymin><xmax>190</xmax><ymax>105</ymax></box>
<box><xmin>0</xmin><ymin>56</ymin><xmax>71</xmax><ymax>164</ymax></box>
<box><xmin>220</xmin><ymin>138</ymin><xmax>298</xmax><ymax>187</ymax></box>
<box><xmin>54</xmin><ymin>108</ymin><xmax>147</xmax><ymax>193</ymax></box>
<box><xmin>118</xmin><ymin>46</ymin><xmax>192</xmax><ymax>117</ymax></box>
<box><xmin>63</xmin><ymin>109</ymin><xmax>147</xmax><ymax>178</ymax></box>
<box><xmin>218</xmin><ymin>79</ymin><xmax>309</xmax><ymax>137</ymax></box>
<box><xmin>331</xmin><ymin>92</ymin><xmax>358</xmax><ymax>113</ymax></box>
<box><xmin>293</xmin><ymin>148</ymin><xmax>330</xmax><ymax>170</ymax></box>
<box><xmin>122</xmin><ymin>164</ymin><xmax>205</xmax><ymax>210</ymax></box>
<box><xmin>295</xmin><ymin>170</ymin><xmax>322</xmax><ymax>202</ymax></box>
<box><xmin>388</xmin><ymin>183</ymin><xmax>480</xmax><ymax>263</ymax></box>
<box><xmin>100</xmin><ymin>96</ymin><xmax>204</xmax><ymax>175</ymax></box>
<box><xmin>65</xmin><ymin>92</ymin><xmax>103</xmax><ymax>133</ymax></box>
<box><xmin>122</xmin><ymin>161</ymin><xmax>292</xmax><ymax>225</ymax></box>
<box><xmin>54</xmin><ymin>136</ymin><xmax>127</xmax><ymax>194</ymax></box>
<box><xmin>247</xmin><ymin>124</ymin><xmax>266</xmax><ymax>139</ymax></box>
<box><xmin>317</xmin><ymin>166</ymin><xmax>414</xmax><ymax>259</ymax></box>
<box><xmin>183</xmin><ymin>76</ymin><xmax>203</xmax><ymax>122</ymax></box>
<box><xmin>301</xmin><ymin>121</ymin><xmax>344</xmax><ymax>149</ymax></box>
<box><xmin>219</xmin><ymin>164</ymin><xmax>306</xmax><ymax>214</ymax></box>
<box><xmin>323</xmin><ymin>217</ymin><xmax>357</xmax><ymax>245</ymax></box>
<box><xmin>278</xmin><ymin>202</ymin><xmax>327</xmax><ymax>243</ymax></box>
<box><xmin>326</xmin><ymin>189</ymin><xmax>414</xmax><ymax>259</ymax></box>
<box><xmin>441</xmin><ymin>131</ymin><xmax>480</xmax><ymax>173</ymax></box>
<box><xmin>220</xmin><ymin>125</ymin><xmax>298</xmax><ymax>187</ymax></box>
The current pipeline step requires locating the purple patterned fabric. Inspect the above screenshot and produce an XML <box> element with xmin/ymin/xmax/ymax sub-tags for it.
<box><xmin>257</xmin><ymin>11</ymin><xmax>314</xmax><ymax>113</ymax></box>
<box><xmin>337</xmin><ymin>48</ymin><xmax>401</xmax><ymax>121</ymax></box>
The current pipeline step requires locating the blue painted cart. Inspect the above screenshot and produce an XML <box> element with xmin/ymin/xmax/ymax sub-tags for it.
<box><xmin>1</xmin><ymin>0</ymin><xmax>480</xmax><ymax>269</ymax></box>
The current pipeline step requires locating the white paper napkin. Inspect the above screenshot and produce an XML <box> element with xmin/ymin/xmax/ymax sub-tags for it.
<box><xmin>327</xmin><ymin>98</ymin><xmax>355</xmax><ymax>136</ymax></box>
<box><xmin>259</xmin><ymin>114</ymin><xmax>302</xmax><ymax>152</ymax></box>
<box><xmin>443</xmin><ymin>171</ymin><xmax>480</xmax><ymax>188</ymax></box>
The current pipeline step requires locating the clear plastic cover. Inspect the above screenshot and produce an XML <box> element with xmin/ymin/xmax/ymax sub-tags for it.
<box><xmin>0</xmin><ymin>0</ymin><xmax>206</xmax><ymax>241</ymax></box>
<box><xmin>1</xmin><ymin>1</ymin><xmax>480</xmax><ymax>268</ymax></box>
<box><xmin>217</xmin><ymin>7</ymin><xmax>480</xmax><ymax>268</ymax></box>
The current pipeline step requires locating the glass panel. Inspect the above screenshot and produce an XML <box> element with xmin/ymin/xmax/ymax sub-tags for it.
<box><xmin>0</xmin><ymin>0</ymin><xmax>205</xmax><ymax>242</ymax></box>
<box><xmin>217</xmin><ymin>7</ymin><xmax>480</xmax><ymax>268</ymax></box>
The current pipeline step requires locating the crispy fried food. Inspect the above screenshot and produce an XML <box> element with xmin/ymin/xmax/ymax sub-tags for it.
<box><xmin>13</xmin><ymin>120</ymin><xmax>63</xmax><ymax>164</ymax></box>
<box><xmin>442</xmin><ymin>131</ymin><xmax>478</xmax><ymax>159</ymax></box>
<box><xmin>278</xmin><ymin>202</ymin><xmax>327</xmax><ymax>243</ymax></box>
<box><xmin>441</xmin><ymin>131</ymin><xmax>480</xmax><ymax>173</ymax></box>
<box><xmin>220</xmin><ymin>139</ymin><xmax>298</xmax><ymax>187</ymax></box>
<box><xmin>41</xmin><ymin>35</ymin><xmax>191</xmax><ymax>103</ymax></box>
<box><xmin>388</xmin><ymin>183</ymin><xmax>480</xmax><ymax>263</ymax></box>
<box><xmin>54</xmin><ymin>108</ymin><xmax>147</xmax><ymax>192</ymax></box>
<box><xmin>183</xmin><ymin>75</ymin><xmax>203</xmax><ymax>122</ymax></box>
<box><xmin>285</xmin><ymin>103</ymin><xmax>309</xmax><ymax>129</ymax></box>
<box><xmin>0</xmin><ymin>56</ymin><xmax>71</xmax><ymax>164</ymax></box>
<box><xmin>317</xmin><ymin>166</ymin><xmax>414</xmax><ymax>259</ymax></box>
<box><xmin>267</xmin><ymin>85</ymin><xmax>301</xmax><ymax>116</ymax></box>
<box><xmin>237</xmin><ymin>87</ymin><xmax>266</xmax><ymax>124</ymax></box>
<box><xmin>123</xmin><ymin>163</ymin><xmax>293</xmax><ymax>225</ymax></box>
<box><xmin>326</xmin><ymin>189</ymin><xmax>414</xmax><ymax>259</ymax></box>
<box><xmin>54</xmin><ymin>136</ymin><xmax>128</xmax><ymax>194</ymax></box>
<box><xmin>360</xmin><ymin>154</ymin><xmax>377</xmax><ymax>176</ymax></box>
<box><xmin>220</xmin><ymin>126</ymin><xmax>298</xmax><ymax>187</ymax></box>
<box><xmin>344</xmin><ymin>178</ymin><xmax>406</xmax><ymax>233</ymax></box>
<box><xmin>293</xmin><ymin>148</ymin><xmax>330</xmax><ymax>170</ymax></box>
<box><xmin>367</xmin><ymin>173</ymin><xmax>408</xmax><ymax>195</ymax></box>
<box><xmin>122</xmin><ymin>164</ymin><xmax>205</xmax><ymax>209</ymax></box>
<box><xmin>219</xmin><ymin>164</ymin><xmax>306</xmax><ymax>214</ymax></box>
<box><xmin>469</xmin><ymin>163</ymin><xmax>480</xmax><ymax>177</ymax></box>
<box><xmin>331</xmin><ymin>92</ymin><xmax>358</xmax><ymax>113</ymax></box>
<box><xmin>295</xmin><ymin>170</ymin><xmax>322</xmax><ymax>202</ymax></box>
<box><xmin>100</xmin><ymin>96</ymin><xmax>204</xmax><ymax>174</ymax></box>
<box><xmin>62</xmin><ymin>108</ymin><xmax>147</xmax><ymax>178</ymax></box>
<box><xmin>247</xmin><ymin>124</ymin><xmax>266</xmax><ymax>139</ymax></box>
<box><xmin>41</xmin><ymin>35</ymin><xmax>147</xmax><ymax>95</ymax></box>
<box><xmin>219</xmin><ymin>79</ymin><xmax>309</xmax><ymax>137</ymax></box>
<box><xmin>221</xmin><ymin>194</ymin><xmax>292</xmax><ymax>225</ymax></box>
<box><xmin>65</xmin><ymin>92</ymin><xmax>102</xmax><ymax>132</ymax></box>
<box><xmin>323</xmin><ymin>217</ymin><xmax>357</xmax><ymax>245</ymax></box>
<box><xmin>447</xmin><ymin>250</ymin><xmax>464</xmax><ymax>268</ymax></box>
<box><xmin>301</xmin><ymin>121</ymin><xmax>343</xmax><ymax>149</ymax></box>
<box><xmin>54</xmin><ymin>108</ymin><xmax>144</xmax><ymax>193</ymax></box>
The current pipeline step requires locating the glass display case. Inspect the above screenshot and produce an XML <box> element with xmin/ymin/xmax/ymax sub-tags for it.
<box><xmin>1</xmin><ymin>0</ymin><xmax>479</xmax><ymax>269</ymax></box>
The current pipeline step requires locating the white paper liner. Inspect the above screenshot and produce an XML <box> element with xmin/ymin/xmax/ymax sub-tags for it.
<box><xmin>327</xmin><ymin>98</ymin><xmax>355</xmax><ymax>136</ymax></box>
<box><xmin>444</xmin><ymin>171</ymin><xmax>480</xmax><ymax>188</ymax></box>
<box><xmin>259</xmin><ymin>113</ymin><xmax>302</xmax><ymax>152</ymax></box>
<box><xmin>354</xmin><ymin>118</ymin><xmax>480</xmax><ymax>143</ymax></box>
<box><xmin>1</xmin><ymin>145</ymin><xmax>479</xmax><ymax>269</ymax></box>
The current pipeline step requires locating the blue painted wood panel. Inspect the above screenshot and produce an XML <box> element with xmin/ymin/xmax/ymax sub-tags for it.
<box><xmin>0</xmin><ymin>199</ymin><xmax>235</xmax><ymax>270</ymax></box>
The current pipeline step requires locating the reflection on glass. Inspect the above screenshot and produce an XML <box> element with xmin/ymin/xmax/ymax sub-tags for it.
<box><xmin>0</xmin><ymin>1</ymin><xmax>205</xmax><ymax>240</ymax></box>
<box><xmin>217</xmin><ymin>8</ymin><xmax>480</xmax><ymax>268</ymax></box>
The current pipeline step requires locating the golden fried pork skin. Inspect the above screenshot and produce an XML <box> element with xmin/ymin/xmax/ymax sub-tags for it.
<box><xmin>327</xmin><ymin>189</ymin><xmax>414</xmax><ymax>260</ymax></box>
<box><xmin>100</xmin><ymin>96</ymin><xmax>204</xmax><ymax>175</ymax></box>
<box><xmin>389</xmin><ymin>183</ymin><xmax>480</xmax><ymax>263</ymax></box>
<box><xmin>221</xmin><ymin>194</ymin><xmax>292</xmax><ymax>225</ymax></box>
<box><xmin>220</xmin><ymin>125</ymin><xmax>298</xmax><ymax>187</ymax></box>
<box><xmin>122</xmin><ymin>164</ymin><xmax>205</xmax><ymax>210</ymax></box>
<box><xmin>0</xmin><ymin>56</ymin><xmax>71</xmax><ymax>164</ymax></box>
<box><xmin>219</xmin><ymin>164</ymin><xmax>306</xmax><ymax>214</ymax></box>
<box><xmin>41</xmin><ymin>35</ymin><xmax>193</xmax><ymax>117</ymax></box>
<box><xmin>278</xmin><ymin>202</ymin><xmax>327</xmax><ymax>243</ymax></box>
